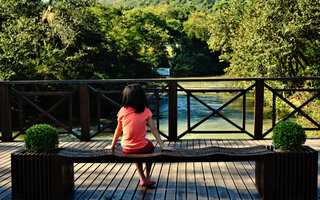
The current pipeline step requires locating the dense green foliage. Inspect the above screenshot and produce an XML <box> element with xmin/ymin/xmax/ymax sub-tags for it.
<box><xmin>0</xmin><ymin>0</ymin><xmax>225</xmax><ymax>80</ymax></box>
<box><xmin>0</xmin><ymin>0</ymin><xmax>319</xmax><ymax>81</ymax></box>
<box><xmin>141</xmin><ymin>5</ymin><xmax>226</xmax><ymax>76</ymax></box>
<box><xmin>98</xmin><ymin>0</ymin><xmax>217</xmax><ymax>10</ymax></box>
<box><xmin>0</xmin><ymin>0</ymin><xmax>103</xmax><ymax>80</ymax></box>
<box><xmin>272</xmin><ymin>121</ymin><xmax>306</xmax><ymax>151</ymax></box>
<box><xmin>208</xmin><ymin>0</ymin><xmax>320</xmax><ymax>81</ymax></box>
<box><xmin>25</xmin><ymin>124</ymin><xmax>59</xmax><ymax>153</ymax></box>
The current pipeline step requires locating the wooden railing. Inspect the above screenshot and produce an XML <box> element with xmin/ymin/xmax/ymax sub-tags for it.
<box><xmin>1</xmin><ymin>77</ymin><xmax>320</xmax><ymax>142</ymax></box>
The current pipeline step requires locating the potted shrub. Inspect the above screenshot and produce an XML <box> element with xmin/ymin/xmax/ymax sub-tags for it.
<box><xmin>24</xmin><ymin>124</ymin><xmax>59</xmax><ymax>153</ymax></box>
<box><xmin>272</xmin><ymin>121</ymin><xmax>306</xmax><ymax>151</ymax></box>
<box><xmin>11</xmin><ymin>124</ymin><xmax>74</xmax><ymax>200</ymax></box>
<box><xmin>256</xmin><ymin>121</ymin><xmax>318</xmax><ymax>200</ymax></box>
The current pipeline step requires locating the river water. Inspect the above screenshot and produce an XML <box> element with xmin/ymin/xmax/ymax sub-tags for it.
<box><xmin>147</xmin><ymin>92</ymin><xmax>270</xmax><ymax>139</ymax></box>
<box><xmin>91</xmin><ymin>82</ymin><xmax>272</xmax><ymax>140</ymax></box>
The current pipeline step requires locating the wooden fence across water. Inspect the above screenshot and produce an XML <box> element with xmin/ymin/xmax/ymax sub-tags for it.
<box><xmin>1</xmin><ymin>77</ymin><xmax>320</xmax><ymax>142</ymax></box>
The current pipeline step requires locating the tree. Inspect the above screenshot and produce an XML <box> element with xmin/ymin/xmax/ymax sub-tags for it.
<box><xmin>0</xmin><ymin>0</ymin><xmax>103</xmax><ymax>80</ymax></box>
<box><xmin>183</xmin><ymin>11</ymin><xmax>212</xmax><ymax>41</ymax></box>
<box><xmin>208</xmin><ymin>0</ymin><xmax>320</xmax><ymax>82</ymax></box>
<box><xmin>162</xmin><ymin>8</ymin><xmax>226</xmax><ymax>76</ymax></box>
<box><xmin>0</xmin><ymin>1</ymin><xmax>227</xmax><ymax>80</ymax></box>
<box><xmin>91</xmin><ymin>6</ymin><xmax>171</xmax><ymax>78</ymax></box>
<box><xmin>98</xmin><ymin>0</ymin><xmax>217</xmax><ymax>10</ymax></box>
<box><xmin>169</xmin><ymin>37</ymin><xmax>225</xmax><ymax>77</ymax></box>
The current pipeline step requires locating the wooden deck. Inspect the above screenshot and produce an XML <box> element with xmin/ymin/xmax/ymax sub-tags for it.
<box><xmin>0</xmin><ymin>139</ymin><xmax>319</xmax><ymax>200</ymax></box>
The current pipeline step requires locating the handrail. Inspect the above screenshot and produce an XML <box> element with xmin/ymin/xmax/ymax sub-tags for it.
<box><xmin>1</xmin><ymin>77</ymin><xmax>320</xmax><ymax>142</ymax></box>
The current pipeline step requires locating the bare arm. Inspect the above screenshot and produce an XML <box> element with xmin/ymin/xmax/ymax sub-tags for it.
<box><xmin>105</xmin><ymin>121</ymin><xmax>123</xmax><ymax>150</ymax></box>
<box><xmin>147</xmin><ymin>118</ymin><xmax>175</xmax><ymax>151</ymax></box>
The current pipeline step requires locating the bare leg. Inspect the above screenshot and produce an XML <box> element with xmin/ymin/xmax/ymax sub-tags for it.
<box><xmin>135</xmin><ymin>163</ymin><xmax>147</xmax><ymax>181</ymax></box>
<box><xmin>145</xmin><ymin>162</ymin><xmax>152</xmax><ymax>180</ymax></box>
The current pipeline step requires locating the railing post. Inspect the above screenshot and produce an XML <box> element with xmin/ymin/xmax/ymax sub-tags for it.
<box><xmin>79</xmin><ymin>83</ymin><xmax>90</xmax><ymax>141</ymax></box>
<box><xmin>168</xmin><ymin>81</ymin><xmax>178</xmax><ymax>141</ymax></box>
<box><xmin>0</xmin><ymin>84</ymin><xmax>13</xmax><ymax>142</ymax></box>
<box><xmin>254</xmin><ymin>79</ymin><xmax>264</xmax><ymax>140</ymax></box>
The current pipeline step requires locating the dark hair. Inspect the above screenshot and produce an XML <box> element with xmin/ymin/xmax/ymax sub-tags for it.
<box><xmin>122</xmin><ymin>84</ymin><xmax>149</xmax><ymax>113</ymax></box>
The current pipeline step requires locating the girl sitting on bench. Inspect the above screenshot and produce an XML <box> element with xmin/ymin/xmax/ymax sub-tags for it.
<box><xmin>105</xmin><ymin>84</ymin><xmax>175</xmax><ymax>186</ymax></box>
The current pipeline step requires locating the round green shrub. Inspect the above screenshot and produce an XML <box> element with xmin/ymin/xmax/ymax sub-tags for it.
<box><xmin>24</xmin><ymin>124</ymin><xmax>59</xmax><ymax>153</ymax></box>
<box><xmin>272</xmin><ymin>121</ymin><xmax>306</xmax><ymax>151</ymax></box>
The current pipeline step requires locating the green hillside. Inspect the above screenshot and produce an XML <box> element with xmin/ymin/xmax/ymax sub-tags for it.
<box><xmin>98</xmin><ymin>0</ymin><xmax>217</xmax><ymax>9</ymax></box>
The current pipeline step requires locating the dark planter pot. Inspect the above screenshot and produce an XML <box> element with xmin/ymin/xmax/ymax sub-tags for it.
<box><xmin>256</xmin><ymin>145</ymin><xmax>318</xmax><ymax>200</ymax></box>
<box><xmin>11</xmin><ymin>149</ymin><xmax>74</xmax><ymax>200</ymax></box>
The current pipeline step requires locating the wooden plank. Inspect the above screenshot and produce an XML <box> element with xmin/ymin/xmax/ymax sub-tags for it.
<box><xmin>202</xmin><ymin>139</ymin><xmax>219</xmax><ymax>200</ymax></box>
<box><xmin>0</xmin><ymin>141</ymin><xmax>22</xmax><ymax>150</ymax></box>
<box><xmin>0</xmin><ymin>178</ymin><xmax>11</xmax><ymax>197</ymax></box>
<box><xmin>0</xmin><ymin>143</ymin><xmax>23</xmax><ymax>177</ymax></box>
<box><xmin>112</xmin><ymin>142</ymin><xmax>160</xmax><ymax>200</ymax></box>
<box><xmin>62</xmin><ymin>141</ymin><xmax>83</xmax><ymax>147</ymax></box>
<box><xmin>234</xmin><ymin>140</ymin><xmax>256</xmax><ymax>175</ymax></box>
<box><xmin>0</xmin><ymin>147</ymin><xmax>21</xmax><ymax>165</ymax></box>
<box><xmin>165</xmin><ymin>141</ymin><xmax>178</xmax><ymax>200</ymax></box>
<box><xmin>110</xmin><ymin>163</ymin><xmax>136</xmax><ymax>200</ymax></box>
<box><xmin>75</xmin><ymin>163</ymin><xmax>112</xmax><ymax>199</ymax></box>
<box><xmin>0</xmin><ymin>143</ymin><xmax>19</xmax><ymax>198</ymax></box>
<box><xmin>144</xmin><ymin>142</ymin><xmax>166</xmax><ymax>200</ymax></box>
<box><xmin>0</xmin><ymin>180</ymin><xmax>11</xmax><ymax>195</ymax></box>
<box><xmin>0</xmin><ymin>188</ymin><xmax>11</xmax><ymax>200</ymax></box>
<box><xmin>206</xmin><ymin>139</ymin><xmax>229</xmax><ymax>199</ymax></box>
<box><xmin>222</xmin><ymin>140</ymin><xmax>256</xmax><ymax>200</ymax></box>
<box><xmin>73</xmin><ymin>163</ymin><xmax>104</xmax><ymax>199</ymax></box>
<box><xmin>0</xmin><ymin>142</ymin><xmax>23</xmax><ymax>159</ymax></box>
<box><xmin>193</xmin><ymin>140</ymin><xmax>208</xmax><ymax>200</ymax></box>
<box><xmin>0</xmin><ymin>173</ymin><xmax>11</xmax><ymax>189</ymax></box>
<box><xmin>85</xmin><ymin>162</ymin><xmax>118</xmax><ymax>199</ymax></box>
<box><xmin>100</xmin><ymin>162</ymin><xmax>136</xmax><ymax>200</ymax></box>
<box><xmin>217</xmin><ymin>159</ymin><xmax>241</xmax><ymax>199</ymax></box>
<box><xmin>73</xmin><ymin>141</ymin><xmax>105</xmax><ymax>175</ymax></box>
<box><xmin>74</xmin><ymin>142</ymin><xmax>107</xmax><ymax>179</ymax></box>
<box><xmin>185</xmin><ymin>140</ymin><xmax>197</xmax><ymax>200</ymax></box>
<box><xmin>232</xmin><ymin>140</ymin><xmax>261</xmax><ymax>200</ymax></box>
<box><xmin>72</xmin><ymin>141</ymin><xmax>106</xmax><ymax>198</ymax></box>
<box><xmin>153</xmin><ymin>141</ymin><xmax>171</xmax><ymax>200</ymax></box>
<box><xmin>211</xmin><ymin>139</ymin><xmax>237</xmax><ymax>199</ymax></box>
<box><xmin>306</xmin><ymin>139</ymin><xmax>320</xmax><ymax>150</ymax></box>
<box><xmin>94</xmin><ymin>142</ymin><xmax>139</xmax><ymax>199</ymax></box>
<box><xmin>119</xmin><ymin>165</ymin><xmax>139</xmax><ymax>200</ymax></box>
<box><xmin>215</xmin><ymin>139</ymin><xmax>243</xmax><ymax>199</ymax></box>
<box><xmin>176</xmin><ymin>140</ymin><xmax>187</xmax><ymax>200</ymax></box>
<box><xmin>0</xmin><ymin>166</ymin><xmax>11</xmax><ymax>180</ymax></box>
<box><xmin>239</xmin><ymin>140</ymin><xmax>257</xmax><ymax>169</ymax></box>
<box><xmin>132</xmin><ymin>141</ymin><xmax>165</xmax><ymax>200</ymax></box>
<box><xmin>131</xmin><ymin>174</ymin><xmax>149</xmax><ymax>199</ymax></box>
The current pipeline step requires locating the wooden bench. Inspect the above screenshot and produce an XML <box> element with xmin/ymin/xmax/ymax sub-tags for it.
<box><xmin>11</xmin><ymin>145</ymin><xmax>318</xmax><ymax>200</ymax></box>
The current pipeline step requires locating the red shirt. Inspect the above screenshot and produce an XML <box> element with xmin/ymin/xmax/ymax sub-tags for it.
<box><xmin>117</xmin><ymin>107</ymin><xmax>152</xmax><ymax>150</ymax></box>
